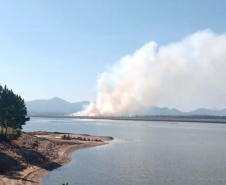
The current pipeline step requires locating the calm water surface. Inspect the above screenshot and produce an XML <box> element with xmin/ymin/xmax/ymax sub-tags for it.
<box><xmin>23</xmin><ymin>118</ymin><xmax>226</xmax><ymax>185</ymax></box>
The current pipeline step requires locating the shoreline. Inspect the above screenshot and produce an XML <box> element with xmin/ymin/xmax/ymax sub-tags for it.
<box><xmin>0</xmin><ymin>132</ymin><xmax>113</xmax><ymax>185</ymax></box>
<box><xmin>29</xmin><ymin>115</ymin><xmax>226</xmax><ymax>124</ymax></box>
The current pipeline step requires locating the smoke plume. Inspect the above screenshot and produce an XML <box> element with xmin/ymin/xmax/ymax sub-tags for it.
<box><xmin>78</xmin><ymin>30</ymin><xmax>226</xmax><ymax>116</ymax></box>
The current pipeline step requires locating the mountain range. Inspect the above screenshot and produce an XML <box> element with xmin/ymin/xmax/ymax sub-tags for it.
<box><xmin>26</xmin><ymin>97</ymin><xmax>89</xmax><ymax>116</ymax></box>
<box><xmin>26</xmin><ymin>97</ymin><xmax>226</xmax><ymax>116</ymax></box>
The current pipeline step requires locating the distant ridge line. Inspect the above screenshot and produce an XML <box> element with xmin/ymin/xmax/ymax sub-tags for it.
<box><xmin>26</xmin><ymin>97</ymin><xmax>226</xmax><ymax>117</ymax></box>
<box><xmin>29</xmin><ymin>115</ymin><xmax>226</xmax><ymax>124</ymax></box>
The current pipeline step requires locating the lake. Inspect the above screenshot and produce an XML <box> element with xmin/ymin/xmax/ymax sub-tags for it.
<box><xmin>23</xmin><ymin>117</ymin><xmax>226</xmax><ymax>185</ymax></box>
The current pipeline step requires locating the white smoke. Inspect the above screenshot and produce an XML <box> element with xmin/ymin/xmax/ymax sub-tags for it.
<box><xmin>78</xmin><ymin>30</ymin><xmax>226</xmax><ymax>116</ymax></box>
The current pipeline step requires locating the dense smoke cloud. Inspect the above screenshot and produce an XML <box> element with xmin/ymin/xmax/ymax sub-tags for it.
<box><xmin>78</xmin><ymin>30</ymin><xmax>226</xmax><ymax>116</ymax></box>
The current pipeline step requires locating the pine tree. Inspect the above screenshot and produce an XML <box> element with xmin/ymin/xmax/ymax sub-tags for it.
<box><xmin>0</xmin><ymin>84</ymin><xmax>29</xmax><ymax>139</ymax></box>
<box><xmin>0</xmin><ymin>85</ymin><xmax>3</xmax><ymax>134</ymax></box>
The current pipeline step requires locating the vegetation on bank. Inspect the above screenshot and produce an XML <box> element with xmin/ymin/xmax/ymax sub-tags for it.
<box><xmin>0</xmin><ymin>84</ymin><xmax>29</xmax><ymax>140</ymax></box>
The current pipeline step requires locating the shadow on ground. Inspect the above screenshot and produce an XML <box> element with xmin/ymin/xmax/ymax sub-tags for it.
<box><xmin>0</xmin><ymin>140</ymin><xmax>62</xmax><ymax>182</ymax></box>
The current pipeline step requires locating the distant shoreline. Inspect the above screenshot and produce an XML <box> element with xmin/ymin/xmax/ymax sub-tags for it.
<box><xmin>29</xmin><ymin>115</ymin><xmax>226</xmax><ymax>124</ymax></box>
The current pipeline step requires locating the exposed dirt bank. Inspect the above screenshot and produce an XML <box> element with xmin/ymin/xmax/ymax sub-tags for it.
<box><xmin>0</xmin><ymin>132</ymin><xmax>113</xmax><ymax>185</ymax></box>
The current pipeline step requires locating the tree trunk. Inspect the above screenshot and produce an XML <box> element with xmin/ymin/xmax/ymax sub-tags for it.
<box><xmin>0</xmin><ymin>124</ymin><xmax>3</xmax><ymax>135</ymax></box>
<box><xmin>4</xmin><ymin>126</ymin><xmax>8</xmax><ymax>136</ymax></box>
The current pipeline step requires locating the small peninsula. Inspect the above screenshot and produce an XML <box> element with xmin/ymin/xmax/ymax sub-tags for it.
<box><xmin>0</xmin><ymin>131</ymin><xmax>113</xmax><ymax>185</ymax></box>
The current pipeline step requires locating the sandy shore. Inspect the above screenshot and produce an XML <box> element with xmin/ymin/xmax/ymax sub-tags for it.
<box><xmin>0</xmin><ymin>132</ymin><xmax>113</xmax><ymax>185</ymax></box>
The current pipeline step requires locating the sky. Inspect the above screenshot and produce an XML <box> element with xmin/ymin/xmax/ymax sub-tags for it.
<box><xmin>1</xmin><ymin>0</ymin><xmax>226</xmax><ymax>104</ymax></box>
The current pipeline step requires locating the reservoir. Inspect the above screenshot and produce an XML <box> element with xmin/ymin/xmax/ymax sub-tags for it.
<box><xmin>23</xmin><ymin>117</ymin><xmax>226</xmax><ymax>185</ymax></box>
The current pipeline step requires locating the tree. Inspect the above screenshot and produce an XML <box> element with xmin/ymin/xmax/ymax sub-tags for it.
<box><xmin>0</xmin><ymin>84</ymin><xmax>29</xmax><ymax>139</ymax></box>
<box><xmin>0</xmin><ymin>85</ymin><xmax>3</xmax><ymax>134</ymax></box>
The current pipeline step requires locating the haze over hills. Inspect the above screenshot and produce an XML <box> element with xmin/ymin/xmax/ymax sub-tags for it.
<box><xmin>26</xmin><ymin>97</ymin><xmax>90</xmax><ymax>116</ymax></box>
<box><xmin>26</xmin><ymin>97</ymin><xmax>226</xmax><ymax>117</ymax></box>
<box><xmin>138</xmin><ymin>107</ymin><xmax>226</xmax><ymax>117</ymax></box>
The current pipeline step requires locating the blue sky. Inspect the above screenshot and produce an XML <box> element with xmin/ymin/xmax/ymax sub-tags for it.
<box><xmin>1</xmin><ymin>0</ymin><xmax>226</xmax><ymax>102</ymax></box>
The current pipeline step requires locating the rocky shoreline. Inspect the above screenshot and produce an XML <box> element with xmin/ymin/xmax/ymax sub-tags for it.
<box><xmin>0</xmin><ymin>131</ymin><xmax>113</xmax><ymax>185</ymax></box>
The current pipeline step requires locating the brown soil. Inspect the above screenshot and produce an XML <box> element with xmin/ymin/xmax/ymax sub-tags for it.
<box><xmin>0</xmin><ymin>131</ymin><xmax>113</xmax><ymax>185</ymax></box>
